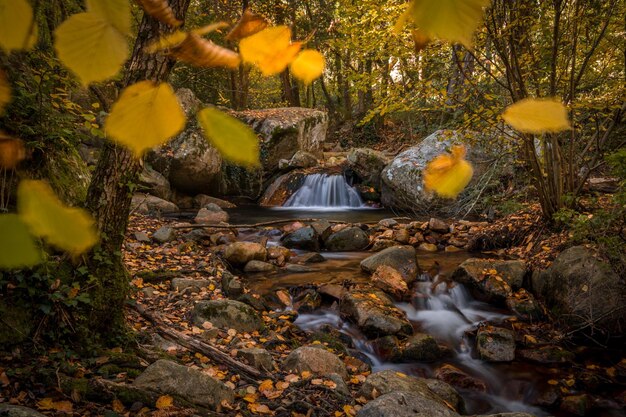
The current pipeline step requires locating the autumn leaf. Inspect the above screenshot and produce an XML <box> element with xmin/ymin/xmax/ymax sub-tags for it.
<box><xmin>0</xmin><ymin>214</ymin><xmax>41</xmax><ymax>269</ymax></box>
<box><xmin>239</xmin><ymin>26</ymin><xmax>302</xmax><ymax>76</ymax></box>
<box><xmin>0</xmin><ymin>0</ymin><xmax>37</xmax><ymax>51</ymax></box>
<box><xmin>0</xmin><ymin>134</ymin><xmax>26</xmax><ymax>169</ymax></box>
<box><xmin>290</xmin><ymin>50</ymin><xmax>325</xmax><ymax>85</ymax></box>
<box><xmin>170</xmin><ymin>33</ymin><xmax>241</xmax><ymax>69</ymax></box>
<box><xmin>502</xmin><ymin>98</ymin><xmax>572</xmax><ymax>134</ymax></box>
<box><xmin>105</xmin><ymin>81</ymin><xmax>186</xmax><ymax>156</ymax></box>
<box><xmin>248</xmin><ymin>403</ymin><xmax>272</xmax><ymax>415</ymax></box>
<box><xmin>226</xmin><ymin>9</ymin><xmax>269</xmax><ymax>41</ymax></box>
<box><xmin>395</xmin><ymin>0</ymin><xmax>489</xmax><ymax>48</ymax></box>
<box><xmin>18</xmin><ymin>180</ymin><xmax>99</xmax><ymax>255</ymax></box>
<box><xmin>137</xmin><ymin>0</ymin><xmax>182</xmax><ymax>27</ymax></box>
<box><xmin>156</xmin><ymin>394</ymin><xmax>174</xmax><ymax>409</ymax></box>
<box><xmin>423</xmin><ymin>145</ymin><xmax>474</xmax><ymax>198</ymax></box>
<box><xmin>0</xmin><ymin>69</ymin><xmax>10</xmax><ymax>114</ymax></box>
<box><xmin>197</xmin><ymin>107</ymin><xmax>260</xmax><ymax>167</ymax></box>
<box><xmin>54</xmin><ymin>12</ymin><xmax>129</xmax><ymax>85</ymax></box>
<box><xmin>86</xmin><ymin>0</ymin><xmax>132</xmax><ymax>36</ymax></box>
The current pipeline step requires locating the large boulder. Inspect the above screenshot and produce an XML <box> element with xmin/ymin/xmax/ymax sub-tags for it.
<box><xmin>131</xmin><ymin>193</ymin><xmax>179</xmax><ymax>215</ymax></box>
<box><xmin>360</xmin><ymin>246</ymin><xmax>419</xmax><ymax>284</ymax></box>
<box><xmin>191</xmin><ymin>300</ymin><xmax>263</xmax><ymax>332</ymax></box>
<box><xmin>223</xmin><ymin>242</ymin><xmax>267</xmax><ymax>266</ymax></box>
<box><xmin>138</xmin><ymin>165</ymin><xmax>172</xmax><ymax>200</ymax></box>
<box><xmin>325</xmin><ymin>227</ymin><xmax>370</xmax><ymax>251</ymax></box>
<box><xmin>133</xmin><ymin>359</ymin><xmax>234</xmax><ymax>409</ymax></box>
<box><xmin>281</xmin><ymin>346</ymin><xmax>348</xmax><ymax>379</ymax></box>
<box><xmin>281</xmin><ymin>226</ymin><xmax>320</xmax><ymax>251</ymax></box>
<box><xmin>0</xmin><ymin>405</ymin><xmax>46</xmax><ymax>417</ymax></box>
<box><xmin>194</xmin><ymin>204</ymin><xmax>229</xmax><ymax>224</ymax></box>
<box><xmin>289</xmin><ymin>150</ymin><xmax>318</xmax><ymax>168</ymax></box>
<box><xmin>347</xmin><ymin>148</ymin><xmax>389</xmax><ymax>189</ymax></box>
<box><xmin>380</xmin><ymin>130</ymin><xmax>501</xmax><ymax>213</ymax></box>
<box><xmin>531</xmin><ymin>246</ymin><xmax>626</xmax><ymax>336</ymax></box>
<box><xmin>259</xmin><ymin>171</ymin><xmax>306</xmax><ymax>206</ymax></box>
<box><xmin>476</xmin><ymin>326</ymin><xmax>515</xmax><ymax>362</ymax></box>
<box><xmin>340</xmin><ymin>290</ymin><xmax>412</xmax><ymax>338</ymax></box>
<box><xmin>371</xmin><ymin>265</ymin><xmax>410</xmax><ymax>300</ymax></box>
<box><xmin>359</xmin><ymin>370</ymin><xmax>436</xmax><ymax>400</ymax></box>
<box><xmin>357</xmin><ymin>391</ymin><xmax>460</xmax><ymax>417</ymax></box>
<box><xmin>451</xmin><ymin>259</ymin><xmax>527</xmax><ymax>303</ymax></box>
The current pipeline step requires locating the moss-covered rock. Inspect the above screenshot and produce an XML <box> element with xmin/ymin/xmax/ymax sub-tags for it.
<box><xmin>191</xmin><ymin>299</ymin><xmax>263</xmax><ymax>332</ymax></box>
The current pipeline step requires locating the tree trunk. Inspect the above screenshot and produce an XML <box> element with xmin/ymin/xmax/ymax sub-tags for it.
<box><xmin>83</xmin><ymin>0</ymin><xmax>191</xmax><ymax>341</ymax></box>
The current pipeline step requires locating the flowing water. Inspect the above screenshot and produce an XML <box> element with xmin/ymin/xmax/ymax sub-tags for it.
<box><xmin>283</xmin><ymin>174</ymin><xmax>364</xmax><ymax>208</ymax></box>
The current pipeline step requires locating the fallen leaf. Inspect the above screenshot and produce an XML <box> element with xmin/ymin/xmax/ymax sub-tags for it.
<box><xmin>156</xmin><ymin>394</ymin><xmax>174</xmax><ymax>409</ymax></box>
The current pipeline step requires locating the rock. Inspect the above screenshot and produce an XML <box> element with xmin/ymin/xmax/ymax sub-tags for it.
<box><xmin>311</xmin><ymin>220</ymin><xmax>333</xmax><ymax>241</ymax></box>
<box><xmin>278</xmin><ymin>159</ymin><xmax>290</xmax><ymax>170</ymax></box>
<box><xmin>346</xmin><ymin>148</ymin><xmax>389</xmax><ymax>189</ymax></box>
<box><xmin>134</xmin><ymin>231</ymin><xmax>151</xmax><ymax>243</ymax></box>
<box><xmin>393</xmin><ymin>229</ymin><xmax>410</xmax><ymax>244</ymax></box>
<box><xmin>429</xmin><ymin>218</ymin><xmax>449</xmax><ymax>233</ymax></box>
<box><xmin>517</xmin><ymin>346</ymin><xmax>574</xmax><ymax>364</ymax></box>
<box><xmin>423</xmin><ymin>379</ymin><xmax>463</xmax><ymax>413</ymax></box>
<box><xmin>476</xmin><ymin>414</ymin><xmax>538</xmax><ymax>417</ymax></box>
<box><xmin>281</xmin><ymin>346</ymin><xmax>347</xmax><ymax>379</ymax></box>
<box><xmin>531</xmin><ymin>246</ymin><xmax>626</xmax><ymax>336</ymax></box>
<box><xmin>133</xmin><ymin>359</ymin><xmax>234</xmax><ymax>409</ymax></box>
<box><xmin>223</xmin><ymin>242</ymin><xmax>267</xmax><ymax>266</ymax></box>
<box><xmin>152</xmin><ymin>226</ymin><xmax>176</xmax><ymax>243</ymax></box>
<box><xmin>237</xmin><ymin>348</ymin><xmax>276</xmax><ymax>372</ymax></box>
<box><xmin>402</xmin><ymin>333</ymin><xmax>442</xmax><ymax>362</ymax></box>
<box><xmin>340</xmin><ymin>290</ymin><xmax>412</xmax><ymax>338</ymax></box>
<box><xmin>191</xmin><ymin>300</ymin><xmax>263</xmax><ymax>332</ymax></box>
<box><xmin>327</xmin><ymin>373</ymin><xmax>351</xmax><ymax>397</ymax></box>
<box><xmin>505</xmin><ymin>289</ymin><xmax>544</xmax><ymax>321</ymax></box>
<box><xmin>281</xmin><ymin>226</ymin><xmax>320</xmax><ymax>251</ymax></box>
<box><xmin>357</xmin><ymin>391</ymin><xmax>460</xmax><ymax>417</ymax></box>
<box><xmin>259</xmin><ymin>171</ymin><xmax>306</xmax><ymax>206</ymax></box>
<box><xmin>418</xmin><ymin>242</ymin><xmax>438</xmax><ymax>252</ymax></box>
<box><xmin>378</xmin><ymin>218</ymin><xmax>398</xmax><ymax>228</ymax></box>
<box><xmin>289</xmin><ymin>150</ymin><xmax>318</xmax><ymax>168</ymax></box>
<box><xmin>361</xmin><ymin>246</ymin><xmax>418</xmax><ymax>284</ymax></box>
<box><xmin>371</xmin><ymin>265</ymin><xmax>409</xmax><ymax>300</ymax></box>
<box><xmin>284</xmin><ymin>264</ymin><xmax>316</xmax><ymax>273</ymax></box>
<box><xmin>237</xmin><ymin>293</ymin><xmax>267</xmax><ymax>311</ymax></box>
<box><xmin>325</xmin><ymin>227</ymin><xmax>369</xmax><ymax>251</ymax></box>
<box><xmin>293</xmin><ymin>289</ymin><xmax>322</xmax><ymax>313</ymax></box>
<box><xmin>451</xmin><ymin>259</ymin><xmax>527</xmax><ymax>303</ymax></box>
<box><xmin>193</xmin><ymin>194</ymin><xmax>236</xmax><ymax>209</ymax></box>
<box><xmin>267</xmin><ymin>246</ymin><xmax>292</xmax><ymax>261</ymax></box>
<box><xmin>221</xmin><ymin>272</ymin><xmax>244</xmax><ymax>298</ymax></box>
<box><xmin>244</xmin><ymin>260</ymin><xmax>276</xmax><ymax>273</ymax></box>
<box><xmin>435</xmin><ymin>364</ymin><xmax>487</xmax><ymax>392</ymax></box>
<box><xmin>476</xmin><ymin>326</ymin><xmax>515</xmax><ymax>362</ymax></box>
<box><xmin>171</xmin><ymin>278</ymin><xmax>210</xmax><ymax>293</ymax></box>
<box><xmin>371</xmin><ymin>239</ymin><xmax>399</xmax><ymax>252</ymax></box>
<box><xmin>318</xmin><ymin>284</ymin><xmax>347</xmax><ymax>300</ymax></box>
<box><xmin>194</xmin><ymin>204</ymin><xmax>229</xmax><ymax>224</ymax></box>
<box><xmin>359</xmin><ymin>370</ymin><xmax>435</xmax><ymax>400</ymax></box>
<box><xmin>560</xmin><ymin>394</ymin><xmax>590</xmax><ymax>416</ymax></box>
<box><xmin>0</xmin><ymin>405</ymin><xmax>47</xmax><ymax>417</ymax></box>
<box><xmin>380</xmin><ymin>130</ymin><xmax>499</xmax><ymax>213</ymax></box>
<box><xmin>139</xmin><ymin>165</ymin><xmax>172</xmax><ymax>200</ymax></box>
<box><xmin>296</xmin><ymin>252</ymin><xmax>326</xmax><ymax>263</ymax></box>
<box><xmin>131</xmin><ymin>193</ymin><xmax>179</xmax><ymax>215</ymax></box>
<box><xmin>370</xmin><ymin>335</ymin><xmax>402</xmax><ymax>361</ymax></box>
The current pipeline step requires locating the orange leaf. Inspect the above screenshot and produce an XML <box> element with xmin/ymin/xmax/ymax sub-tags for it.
<box><xmin>156</xmin><ymin>394</ymin><xmax>174</xmax><ymax>409</ymax></box>
<box><xmin>171</xmin><ymin>33</ymin><xmax>240</xmax><ymax>69</ymax></box>
<box><xmin>226</xmin><ymin>9</ymin><xmax>269</xmax><ymax>41</ymax></box>
<box><xmin>0</xmin><ymin>134</ymin><xmax>26</xmax><ymax>169</ymax></box>
<box><xmin>136</xmin><ymin>0</ymin><xmax>181</xmax><ymax>27</ymax></box>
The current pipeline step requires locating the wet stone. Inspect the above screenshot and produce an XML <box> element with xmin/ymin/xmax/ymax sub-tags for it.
<box><xmin>340</xmin><ymin>290</ymin><xmax>413</xmax><ymax>339</ymax></box>
<box><xmin>435</xmin><ymin>364</ymin><xmax>487</xmax><ymax>392</ymax></box>
<box><xmin>402</xmin><ymin>333</ymin><xmax>442</xmax><ymax>362</ymax></box>
<box><xmin>360</xmin><ymin>246</ymin><xmax>419</xmax><ymax>284</ymax></box>
<box><xmin>476</xmin><ymin>326</ymin><xmax>515</xmax><ymax>362</ymax></box>
<box><xmin>296</xmin><ymin>252</ymin><xmax>326</xmax><ymax>263</ymax></box>
<box><xmin>371</xmin><ymin>265</ymin><xmax>409</xmax><ymax>301</ymax></box>
<box><xmin>244</xmin><ymin>260</ymin><xmax>276</xmax><ymax>273</ymax></box>
<box><xmin>429</xmin><ymin>218</ymin><xmax>450</xmax><ymax>234</ymax></box>
<box><xmin>356</xmin><ymin>390</ymin><xmax>460</xmax><ymax>417</ymax></box>
<box><xmin>517</xmin><ymin>345</ymin><xmax>574</xmax><ymax>364</ymax></box>
<box><xmin>505</xmin><ymin>289</ymin><xmax>544</xmax><ymax>321</ymax></box>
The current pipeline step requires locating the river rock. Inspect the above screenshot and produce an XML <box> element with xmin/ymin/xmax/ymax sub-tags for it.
<box><xmin>194</xmin><ymin>204</ymin><xmax>229</xmax><ymax>224</ymax></box>
<box><xmin>193</xmin><ymin>194</ymin><xmax>236</xmax><ymax>209</ymax></box>
<box><xmin>237</xmin><ymin>348</ymin><xmax>276</xmax><ymax>372</ymax></box>
<box><xmin>371</xmin><ymin>239</ymin><xmax>399</xmax><ymax>252</ymax></box>
<box><xmin>476</xmin><ymin>414</ymin><xmax>538</xmax><ymax>417</ymax></box>
<box><xmin>281</xmin><ymin>226</ymin><xmax>320</xmax><ymax>251</ymax></box>
<box><xmin>259</xmin><ymin>171</ymin><xmax>306</xmax><ymax>206</ymax></box>
<box><xmin>516</xmin><ymin>345</ymin><xmax>574</xmax><ymax>364</ymax></box>
<box><xmin>506</xmin><ymin>289</ymin><xmax>544</xmax><ymax>321</ymax></box>
<box><xmin>325</xmin><ymin>227</ymin><xmax>370</xmax><ymax>251</ymax></box>
<box><xmin>221</xmin><ymin>271</ymin><xmax>244</xmax><ymax>298</ymax></box>
<box><xmin>311</xmin><ymin>220</ymin><xmax>333</xmax><ymax>241</ymax></box>
<box><xmin>268</xmin><ymin>246</ymin><xmax>292</xmax><ymax>261</ymax></box>
<box><xmin>131</xmin><ymin>193</ymin><xmax>179</xmax><ymax>215</ymax></box>
<box><xmin>223</xmin><ymin>242</ymin><xmax>267</xmax><ymax>266</ymax></box>
<box><xmin>289</xmin><ymin>150</ymin><xmax>318</xmax><ymax>168</ymax></box>
<box><xmin>359</xmin><ymin>370</ymin><xmax>434</xmax><ymax>400</ymax></box>
<box><xmin>139</xmin><ymin>165</ymin><xmax>172</xmax><ymax>200</ymax></box>
<box><xmin>418</xmin><ymin>242</ymin><xmax>438</xmax><ymax>252</ymax></box>
<box><xmin>423</xmin><ymin>379</ymin><xmax>464</xmax><ymax>413</ymax></box>
<box><xmin>191</xmin><ymin>300</ymin><xmax>263</xmax><ymax>332</ymax></box>
<box><xmin>451</xmin><ymin>259</ymin><xmax>527</xmax><ymax>303</ymax></box>
<box><xmin>284</xmin><ymin>264</ymin><xmax>316</xmax><ymax>273</ymax></box>
<box><xmin>133</xmin><ymin>359</ymin><xmax>234</xmax><ymax>409</ymax></box>
<box><xmin>401</xmin><ymin>333</ymin><xmax>442</xmax><ymax>362</ymax></box>
<box><xmin>340</xmin><ymin>290</ymin><xmax>412</xmax><ymax>338</ymax></box>
<box><xmin>476</xmin><ymin>326</ymin><xmax>515</xmax><ymax>362</ymax></box>
<box><xmin>435</xmin><ymin>364</ymin><xmax>487</xmax><ymax>392</ymax></box>
<box><xmin>347</xmin><ymin>148</ymin><xmax>389</xmax><ymax>189</ymax></box>
<box><xmin>0</xmin><ymin>405</ymin><xmax>47</xmax><ymax>417</ymax></box>
<box><xmin>371</xmin><ymin>265</ymin><xmax>409</xmax><ymax>300</ymax></box>
<box><xmin>393</xmin><ymin>228</ymin><xmax>410</xmax><ymax>244</ymax></box>
<box><xmin>371</xmin><ymin>335</ymin><xmax>402</xmax><ymax>361</ymax></box>
<box><xmin>281</xmin><ymin>346</ymin><xmax>348</xmax><ymax>379</ymax></box>
<box><xmin>531</xmin><ymin>246</ymin><xmax>626</xmax><ymax>336</ymax></box>
<box><xmin>429</xmin><ymin>218</ymin><xmax>450</xmax><ymax>234</ymax></box>
<box><xmin>171</xmin><ymin>278</ymin><xmax>210</xmax><ymax>293</ymax></box>
<box><xmin>296</xmin><ymin>252</ymin><xmax>326</xmax><ymax>263</ymax></box>
<box><xmin>244</xmin><ymin>260</ymin><xmax>276</xmax><ymax>273</ymax></box>
<box><xmin>361</xmin><ymin>246</ymin><xmax>418</xmax><ymax>284</ymax></box>
<box><xmin>378</xmin><ymin>218</ymin><xmax>398</xmax><ymax>228</ymax></box>
<box><xmin>152</xmin><ymin>226</ymin><xmax>176</xmax><ymax>243</ymax></box>
<box><xmin>293</xmin><ymin>288</ymin><xmax>322</xmax><ymax>313</ymax></box>
<box><xmin>357</xmin><ymin>391</ymin><xmax>460</xmax><ymax>417</ymax></box>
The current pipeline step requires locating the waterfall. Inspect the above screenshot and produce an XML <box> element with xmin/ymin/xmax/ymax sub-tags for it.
<box><xmin>283</xmin><ymin>174</ymin><xmax>364</xmax><ymax>208</ymax></box>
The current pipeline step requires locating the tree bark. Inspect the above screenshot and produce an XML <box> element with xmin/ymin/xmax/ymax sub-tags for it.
<box><xmin>83</xmin><ymin>0</ymin><xmax>191</xmax><ymax>340</ymax></box>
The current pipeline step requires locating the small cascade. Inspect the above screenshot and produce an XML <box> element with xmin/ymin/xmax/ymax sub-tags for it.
<box><xmin>283</xmin><ymin>174</ymin><xmax>364</xmax><ymax>208</ymax></box>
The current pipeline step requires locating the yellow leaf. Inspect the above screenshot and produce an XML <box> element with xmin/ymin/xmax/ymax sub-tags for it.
<box><xmin>395</xmin><ymin>0</ymin><xmax>489</xmax><ymax>48</ymax></box>
<box><xmin>239</xmin><ymin>26</ymin><xmax>302</xmax><ymax>76</ymax></box>
<box><xmin>0</xmin><ymin>134</ymin><xmax>26</xmax><ymax>169</ymax></box>
<box><xmin>197</xmin><ymin>107</ymin><xmax>260</xmax><ymax>167</ymax></box>
<box><xmin>171</xmin><ymin>34</ymin><xmax>241</xmax><ymax>69</ymax></box>
<box><xmin>423</xmin><ymin>145</ymin><xmax>474</xmax><ymax>198</ymax></box>
<box><xmin>0</xmin><ymin>214</ymin><xmax>41</xmax><ymax>269</ymax></box>
<box><xmin>547</xmin><ymin>379</ymin><xmax>559</xmax><ymax>385</ymax></box>
<box><xmin>137</xmin><ymin>0</ymin><xmax>182</xmax><ymax>27</ymax></box>
<box><xmin>53</xmin><ymin>400</ymin><xmax>73</xmax><ymax>413</ymax></box>
<box><xmin>36</xmin><ymin>398</ymin><xmax>55</xmax><ymax>410</ymax></box>
<box><xmin>86</xmin><ymin>0</ymin><xmax>131</xmax><ymax>35</ymax></box>
<box><xmin>0</xmin><ymin>0</ymin><xmax>37</xmax><ymax>51</ymax></box>
<box><xmin>226</xmin><ymin>9</ymin><xmax>269</xmax><ymax>41</ymax></box>
<box><xmin>290</xmin><ymin>50</ymin><xmax>325</xmax><ymax>85</ymax></box>
<box><xmin>156</xmin><ymin>394</ymin><xmax>174</xmax><ymax>409</ymax></box>
<box><xmin>502</xmin><ymin>98</ymin><xmax>572</xmax><ymax>134</ymax></box>
<box><xmin>54</xmin><ymin>12</ymin><xmax>129</xmax><ymax>85</ymax></box>
<box><xmin>248</xmin><ymin>403</ymin><xmax>272</xmax><ymax>414</ymax></box>
<box><xmin>105</xmin><ymin>81</ymin><xmax>186</xmax><ymax>157</ymax></box>
<box><xmin>18</xmin><ymin>180</ymin><xmax>99</xmax><ymax>255</ymax></box>
<box><xmin>0</xmin><ymin>69</ymin><xmax>10</xmax><ymax>114</ymax></box>
<box><xmin>145</xmin><ymin>30</ymin><xmax>187</xmax><ymax>53</ymax></box>
<box><xmin>258</xmin><ymin>379</ymin><xmax>274</xmax><ymax>392</ymax></box>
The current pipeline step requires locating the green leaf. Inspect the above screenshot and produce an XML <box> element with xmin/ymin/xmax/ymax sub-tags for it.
<box><xmin>0</xmin><ymin>214</ymin><xmax>41</xmax><ymax>269</ymax></box>
<box><xmin>197</xmin><ymin>107</ymin><xmax>260</xmax><ymax>167</ymax></box>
